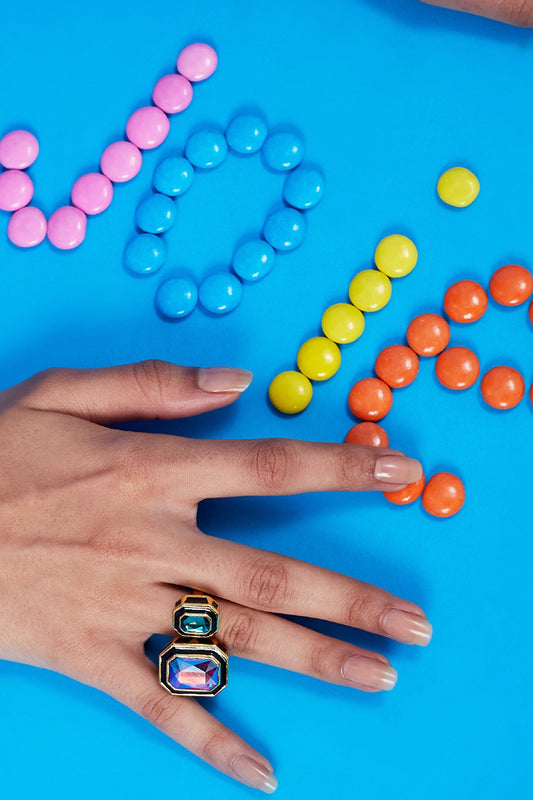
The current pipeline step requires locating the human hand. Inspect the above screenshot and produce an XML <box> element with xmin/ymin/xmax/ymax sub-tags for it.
<box><xmin>0</xmin><ymin>361</ymin><xmax>430</xmax><ymax>793</ymax></box>
<box><xmin>419</xmin><ymin>0</ymin><xmax>533</xmax><ymax>26</ymax></box>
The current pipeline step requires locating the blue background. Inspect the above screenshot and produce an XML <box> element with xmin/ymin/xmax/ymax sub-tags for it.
<box><xmin>0</xmin><ymin>0</ymin><xmax>532</xmax><ymax>797</ymax></box>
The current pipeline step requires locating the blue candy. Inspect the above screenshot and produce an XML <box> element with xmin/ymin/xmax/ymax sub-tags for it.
<box><xmin>226</xmin><ymin>115</ymin><xmax>268</xmax><ymax>154</ymax></box>
<box><xmin>135</xmin><ymin>193</ymin><xmax>176</xmax><ymax>234</ymax></box>
<box><xmin>232</xmin><ymin>239</ymin><xmax>276</xmax><ymax>281</ymax></box>
<box><xmin>185</xmin><ymin>129</ymin><xmax>228</xmax><ymax>169</ymax></box>
<box><xmin>283</xmin><ymin>165</ymin><xmax>325</xmax><ymax>210</ymax></box>
<box><xmin>263</xmin><ymin>208</ymin><xmax>306</xmax><ymax>251</ymax></box>
<box><xmin>124</xmin><ymin>233</ymin><xmax>167</xmax><ymax>275</ymax></box>
<box><xmin>152</xmin><ymin>156</ymin><xmax>194</xmax><ymax>196</ymax></box>
<box><xmin>156</xmin><ymin>277</ymin><xmax>198</xmax><ymax>319</ymax></box>
<box><xmin>199</xmin><ymin>273</ymin><xmax>243</xmax><ymax>314</ymax></box>
<box><xmin>263</xmin><ymin>131</ymin><xmax>304</xmax><ymax>171</ymax></box>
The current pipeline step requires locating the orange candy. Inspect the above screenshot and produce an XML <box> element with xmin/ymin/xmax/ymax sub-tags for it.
<box><xmin>406</xmin><ymin>313</ymin><xmax>450</xmax><ymax>356</ymax></box>
<box><xmin>435</xmin><ymin>346</ymin><xmax>480</xmax><ymax>390</ymax></box>
<box><xmin>348</xmin><ymin>378</ymin><xmax>393</xmax><ymax>421</ymax></box>
<box><xmin>480</xmin><ymin>366</ymin><xmax>525</xmax><ymax>409</ymax></box>
<box><xmin>375</xmin><ymin>344</ymin><xmax>419</xmax><ymax>388</ymax></box>
<box><xmin>444</xmin><ymin>280</ymin><xmax>488</xmax><ymax>323</ymax></box>
<box><xmin>489</xmin><ymin>264</ymin><xmax>533</xmax><ymax>306</ymax></box>
<box><xmin>345</xmin><ymin>421</ymin><xmax>389</xmax><ymax>448</ymax></box>
<box><xmin>422</xmin><ymin>472</ymin><xmax>465</xmax><ymax>518</ymax></box>
<box><xmin>383</xmin><ymin>473</ymin><xmax>425</xmax><ymax>506</ymax></box>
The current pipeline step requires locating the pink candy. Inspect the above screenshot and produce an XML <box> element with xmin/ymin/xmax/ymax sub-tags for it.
<box><xmin>47</xmin><ymin>206</ymin><xmax>87</xmax><ymax>250</ymax></box>
<box><xmin>100</xmin><ymin>141</ymin><xmax>142</xmax><ymax>183</ymax></box>
<box><xmin>126</xmin><ymin>106</ymin><xmax>170</xmax><ymax>150</ymax></box>
<box><xmin>152</xmin><ymin>74</ymin><xmax>193</xmax><ymax>114</ymax></box>
<box><xmin>0</xmin><ymin>169</ymin><xmax>34</xmax><ymax>211</ymax></box>
<box><xmin>7</xmin><ymin>206</ymin><xmax>47</xmax><ymax>248</ymax></box>
<box><xmin>0</xmin><ymin>130</ymin><xmax>39</xmax><ymax>169</ymax></box>
<box><xmin>71</xmin><ymin>172</ymin><xmax>113</xmax><ymax>215</ymax></box>
<box><xmin>177</xmin><ymin>43</ymin><xmax>218</xmax><ymax>82</ymax></box>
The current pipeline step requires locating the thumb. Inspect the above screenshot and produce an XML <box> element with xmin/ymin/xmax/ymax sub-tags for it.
<box><xmin>419</xmin><ymin>0</ymin><xmax>533</xmax><ymax>27</ymax></box>
<box><xmin>22</xmin><ymin>360</ymin><xmax>253</xmax><ymax>423</ymax></box>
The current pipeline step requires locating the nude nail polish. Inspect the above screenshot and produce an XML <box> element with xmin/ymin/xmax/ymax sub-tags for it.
<box><xmin>232</xmin><ymin>756</ymin><xmax>278</xmax><ymax>793</ymax></box>
<box><xmin>198</xmin><ymin>367</ymin><xmax>253</xmax><ymax>393</ymax></box>
<box><xmin>383</xmin><ymin>610</ymin><xmax>433</xmax><ymax>646</ymax></box>
<box><xmin>374</xmin><ymin>455</ymin><xmax>423</xmax><ymax>485</ymax></box>
<box><xmin>342</xmin><ymin>655</ymin><xmax>398</xmax><ymax>691</ymax></box>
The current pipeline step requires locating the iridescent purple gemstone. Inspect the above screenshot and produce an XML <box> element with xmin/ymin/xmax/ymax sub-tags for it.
<box><xmin>168</xmin><ymin>656</ymin><xmax>220</xmax><ymax>692</ymax></box>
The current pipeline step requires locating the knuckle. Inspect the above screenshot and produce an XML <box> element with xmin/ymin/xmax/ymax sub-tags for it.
<box><xmin>141</xmin><ymin>689</ymin><xmax>181</xmax><ymax>729</ymax></box>
<box><xmin>344</xmin><ymin>590</ymin><xmax>373</xmax><ymax>629</ymax></box>
<box><xmin>250</xmin><ymin>439</ymin><xmax>293</xmax><ymax>491</ymax></box>
<box><xmin>339</xmin><ymin>449</ymin><xmax>372</xmax><ymax>488</ymax></box>
<box><xmin>223</xmin><ymin>611</ymin><xmax>258</xmax><ymax>653</ymax></box>
<box><xmin>21</xmin><ymin>367</ymin><xmax>74</xmax><ymax>407</ymax></box>
<box><xmin>200</xmin><ymin>731</ymin><xmax>228</xmax><ymax>765</ymax></box>
<box><xmin>130</xmin><ymin>360</ymin><xmax>176</xmax><ymax>411</ymax></box>
<box><xmin>243</xmin><ymin>558</ymin><xmax>290</xmax><ymax>609</ymax></box>
<box><xmin>505</xmin><ymin>0</ymin><xmax>533</xmax><ymax>26</ymax></box>
<box><xmin>308</xmin><ymin>642</ymin><xmax>333</xmax><ymax>680</ymax></box>
<box><xmin>114</xmin><ymin>440</ymin><xmax>159</xmax><ymax>501</ymax></box>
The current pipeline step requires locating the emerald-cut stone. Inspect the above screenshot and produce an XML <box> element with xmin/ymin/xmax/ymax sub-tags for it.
<box><xmin>180</xmin><ymin>613</ymin><xmax>212</xmax><ymax>635</ymax></box>
<box><xmin>169</xmin><ymin>656</ymin><xmax>220</xmax><ymax>692</ymax></box>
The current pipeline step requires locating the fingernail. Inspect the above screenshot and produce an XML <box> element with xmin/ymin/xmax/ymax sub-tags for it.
<box><xmin>198</xmin><ymin>367</ymin><xmax>253</xmax><ymax>393</ymax></box>
<box><xmin>342</xmin><ymin>655</ymin><xmax>398</xmax><ymax>691</ymax></box>
<box><xmin>383</xmin><ymin>610</ymin><xmax>433</xmax><ymax>646</ymax></box>
<box><xmin>232</xmin><ymin>756</ymin><xmax>278</xmax><ymax>794</ymax></box>
<box><xmin>374</xmin><ymin>455</ymin><xmax>422</xmax><ymax>485</ymax></box>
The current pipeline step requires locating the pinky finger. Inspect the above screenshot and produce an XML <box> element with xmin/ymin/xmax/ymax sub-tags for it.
<box><xmin>104</xmin><ymin>644</ymin><xmax>278</xmax><ymax>794</ymax></box>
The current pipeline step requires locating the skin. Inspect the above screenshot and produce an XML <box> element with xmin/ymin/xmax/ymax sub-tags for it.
<box><xmin>0</xmin><ymin>361</ymin><xmax>431</xmax><ymax>793</ymax></box>
<box><xmin>419</xmin><ymin>0</ymin><xmax>533</xmax><ymax>26</ymax></box>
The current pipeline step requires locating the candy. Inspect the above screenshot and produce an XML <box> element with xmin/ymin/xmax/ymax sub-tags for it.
<box><xmin>0</xmin><ymin>129</ymin><xmax>39</xmax><ymax>169</ymax></box>
<box><xmin>435</xmin><ymin>346</ymin><xmax>480</xmax><ymax>390</ymax></box>
<box><xmin>185</xmin><ymin>129</ymin><xmax>228</xmax><ymax>169</ymax></box>
<box><xmin>296</xmin><ymin>337</ymin><xmax>341</xmax><ymax>381</ymax></box>
<box><xmin>480</xmin><ymin>366</ymin><xmax>525</xmax><ymax>410</ymax></box>
<box><xmin>135</xmin><ymin>193</ymin><xmax>175</xmax><ymax>234</ymax></box>
<box><xmin>348</xmin><ymin>269</ymin><xmax>392</xmax><ymax>312</ymax></box>
<box><xmin>530</xmin><ymin>299</ymin><xmax>533</xmax><ymax>325</ymax></box>
<box><xmin>71</xmin><ymin>172</ymin><xmax>113</xmax><ymax>215</ymax></box>
<box><xmin>199</xmin><ymin>273</ymin><xmax>243</xmax><ymax>314</ymax></box>
<box><xmin>437</xmin><ymin>167</ymin><xmax>479</xmax><ymax>207</ymax></box>
<box><xmin>375</xmin><ymin>344</ymin><xmax>419</xmax><ymax>388</ymax></box>
<box><xmin>47</xmin><ymin>206</ymin><xmax>87</xmax><ymax>250</ymax></box>
<box><xmin>7</xmin><ymin>206</ymin><xmax>47</xmax><ymax>248</ymax></box>
<box><xmin>156</xmin><ymin>277</ymin><xmax>198</xmax><ymax>319</ymax></box>
<box><xmin>126</xmin><ymin>106</ymin><xmax>170</xmax><ymax>150</ymax></box>
<box><xmin>124</xmin><ymin>233</ymin><xmax>166</xmax><ymax>274</ymax></box>
<box><xmin>100</xmin><ymin>141</ymin><xmax>142</xmax><ymax>183</ymax></box>
<box><xmin>152</xmin><ymin>74</ymin><xmax>193</xmax><ymax>114</ymax></box>
<box><xmin>344</xmin><ymin>422</ymin><xmax>389</xmax><ymax>448</ymax></box>
<box><xmin>489</xmin><ymin>264</ymin><xmax>533</xmax><ymax>306</ymax></box>
<box><xmin>374</xmin><ymin>234</ymin><xmax>417</xmax><ymax>278</ymax></box>
<box><xmin>232</xmin><ymin>240</ymin><xmax>275</xmax><ymax>282</ymax></box>
<box><xmin>263</xmin><ymin>208</ymin><xmax>306</xmax><ymax>251</ymax></box>
<box><xmin>321</xmin><ymin>303</ymin><xmax>365</xmax><ymax>344</ymax></box>
<box><xmin>177</xmin><ymin>43</ymin><xmax>218</xmax><ymax>82</ymax></box>
<box><xmin>225</xmin><ymin>115</ymin><xmax>268</xmax><ymax>154</ymax></box>
<box><xmin>268</xmin><ymin>371</ymin><xmax>313</xmax><ymax>414</ymax></box>
<box><xmin>406</xmin><ymin>313</ymin><xmax>450</xmax><ymax>356</ymax></box>
<box><xmin>283</xmin><ymin>165</ymin><xmax>324</xmax><ymax>210</ymax></box>
<box><xmin>384</xmin><ymin>473</ymin><xmax>426</xmax><ymax>506</ymax></box>
<box><xmin>443</xmin><ymin>279</ymin><xmax>488</xmax><ymax>323</ymax></box>
<box><xmin>0</xmin><ymin>169</ymin><xmax>33</xmax><ymax>211</ymax></box>
<box><xmin>152</xmin><ymin>156</ymin><xmax>194</xmax><ymax>196</ymax></box>
<box><xmin>348</xmin><ymin>378</ymin><xmax>393</xmax><ymax>421</ymax></box>
<box><xmin>422</xmin><ymin>473</ymin><xmax>465</xmax><ymax>517</ymax></box>
<box><xmin>263</xmin><ymin>131</ymin><xmax>304</xmax><ymax>171</ymax></box>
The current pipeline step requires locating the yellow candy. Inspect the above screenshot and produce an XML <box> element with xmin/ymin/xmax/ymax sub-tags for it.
<box><xmin>321</xmin><ymin>302</ymin><xmax>365</xmax><ymax>344</ymax></box>
<box><xmin>437</xmin><ymin>167</ymin><xmax>480</xmax><ymax>207</ymax></box>
<box><xmin>348</xmin><ymin>269</ymin><xmax>391</xmax><ymax>312</ymax></box>
<box><xmin>297</xmin><ymin>336</ymin><xmax>341</xmax><ymax>381</ymax></box>
<box><xmin>268</xmin><ymin>371</ymin><xmax>313</xmax><ymax>414</ymax></box>
<box><xmin>374</xmin><ymin>234</ymin><xmax>418</xmax><ymax>278</ymax></box>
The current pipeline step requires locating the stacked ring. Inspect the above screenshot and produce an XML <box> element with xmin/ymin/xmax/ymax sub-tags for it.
<box><xmin>158</xmin><ymin>592</ymin><xmax>228</xmax><ymax>697</ymax></box>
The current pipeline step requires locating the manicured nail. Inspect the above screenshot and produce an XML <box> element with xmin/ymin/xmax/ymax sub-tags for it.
<box><xmin>232</xmin><ymin>756</ymin><xmax>278</xmax><ymax>794</ymax></box>
<box><xmin>383</xmin><ymin>610</ymin><xmax>433</xmax><ymax>646</ymax></box>
<box><xmin>374</xmin><ymin>455</ymin><xmax>422</xmax><ymax>485</ymax></box>
<box><xmin>342</xmin><ymin>655</ymin><xmax>398</xmax><ymax>691</ymax></box>
<box><xmin>198</xmin><ymin>367</ymin><xmax>253</xmax><ymax>393</ymax></box>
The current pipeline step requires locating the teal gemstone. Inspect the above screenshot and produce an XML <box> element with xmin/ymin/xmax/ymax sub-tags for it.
<box><xmin>181</xmin><ymin>614</ymin><xmax>211</xmax><ymax>635</ymax></box>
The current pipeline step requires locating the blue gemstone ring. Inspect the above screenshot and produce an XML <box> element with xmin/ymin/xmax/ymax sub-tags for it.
<box><xmin>159</xmin><ymin>593</ymin><xmax>228</xmax><ymax>697</ymax></box>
